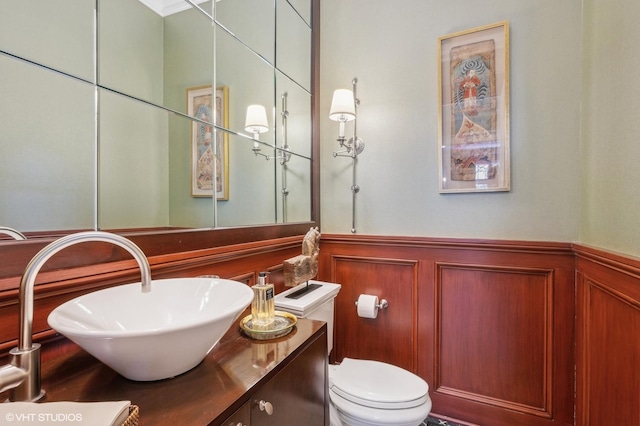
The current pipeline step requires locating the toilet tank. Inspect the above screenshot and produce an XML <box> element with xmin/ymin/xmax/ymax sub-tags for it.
<box><xmin>274</xmin><ymin>281</ymin><xmax>341</xmax><ymax>355</ymax></box>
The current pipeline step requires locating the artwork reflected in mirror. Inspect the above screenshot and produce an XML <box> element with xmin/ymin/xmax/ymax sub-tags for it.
<box><xmin>188</xmin><ymin>85</ymin><xmax>229</xmax><ymax>200</ymax></box>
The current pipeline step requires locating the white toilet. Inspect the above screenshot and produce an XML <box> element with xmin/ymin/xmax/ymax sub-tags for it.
<box><xmin>275</xmin><ymin>281</ymin><xmax>432</xmax><ymax>426</ymax></box>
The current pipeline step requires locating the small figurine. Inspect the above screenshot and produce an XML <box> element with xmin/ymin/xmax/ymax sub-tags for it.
<box><xmin>284</xmin><ymin>227</ymin><xmax>320</xmax><ymax>287</ymax></box>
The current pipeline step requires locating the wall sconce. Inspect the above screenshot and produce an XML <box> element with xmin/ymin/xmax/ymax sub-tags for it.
<box><xmin>245</xmin><ymin>96</ymin><xmax>292</xmax><ymax>221</ymax></box>
<box><xmin>245</xmin><ymin>104</ymin><xmax>269</xmax><ymax>159</ymax></box>
<box><xmin>329</xmin><ymin>77</ymin><xmax>363</xmax><ymax>233</ymax></box>
<box><xmin>330</xmin><ymin>78</ymin><xmax>363</xmax><ymax>158</ymax></box>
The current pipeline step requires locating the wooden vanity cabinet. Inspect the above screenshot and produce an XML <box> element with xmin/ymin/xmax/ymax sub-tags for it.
<box><xmin>219</xmin><ymin>327</ymin><xmax>327</xmax><ymax>426</ymax></box>
<box><xmin>249</xmin><ymin>332</ymin><xmax>327</xmax><ymax>425</ymax></box>
<box><xmin>222</xmin><ymin>403</ymin><xmax>250</xmax><ymax>426</ymax></box>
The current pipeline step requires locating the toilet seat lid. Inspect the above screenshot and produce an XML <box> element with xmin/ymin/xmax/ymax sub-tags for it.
<box><xmin>330</xmin><ymin>358</ymin><xmax>429</xmax><ymax>409</ymax></box>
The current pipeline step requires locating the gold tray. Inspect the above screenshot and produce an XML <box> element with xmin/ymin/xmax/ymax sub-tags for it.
<box><xmin>240</xmin><ymin>311</ymin><xmax>297</xmax><ymax>340</ymax></box>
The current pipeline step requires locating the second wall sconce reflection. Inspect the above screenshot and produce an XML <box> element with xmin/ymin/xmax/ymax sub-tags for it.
<box><xmin>245</xmin><ymin>101</ymin><xmax>291</xmax><ymax>165</ymax></box>
<box><xmin>245</xmin><ymin>104</ymin><xmax>270</xmax><ymax>159</ymax></box>
<box><xmin>330</xmin><ymin>77</ymin><xmax>363</xmax><ymax>233</ymax></box>
<box><xmin>244</xmin><ymin>97</ymin><xmax>292</xmax><ymax>222</ymax></box>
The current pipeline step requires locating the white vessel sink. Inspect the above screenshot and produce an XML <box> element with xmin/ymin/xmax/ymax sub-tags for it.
<box><xmin>47</xmin><ymin>277</ymin><xmax>253</xmax><ymax>381</ymax></box>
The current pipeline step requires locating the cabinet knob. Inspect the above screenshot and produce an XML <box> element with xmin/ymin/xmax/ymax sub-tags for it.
<box><xmin>258</xmin><ymin>400</ymin><xmax>274</xmax><ymax>415</ymax></box>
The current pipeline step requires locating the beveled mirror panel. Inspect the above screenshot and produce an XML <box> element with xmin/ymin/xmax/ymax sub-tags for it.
<box><xmin>288</xmin><ymin>0</ymin><xmax>311</xmax><ymax>25</ymax></box>
<box><xmin>98</xmin><ymin>0</ymin><xmax>214</xmax><ymax>115</ymax></box>
<box><xmin>98</xmin><ymin>89</ymin><xmax>172</xmax><ymax>229</ymax></box>
<box><xmin>275</xmin><ymin>154</ymin><xmax>312</xmax><ymax>224</ymax></box>
<box><xmin>0</xmin><ymin>54</ymin><xmax>95</xmax><ymax>233</ymax></box>
<box><xmin>167</xmin><ymin>113</ymin><xmax>216</xmax><ymax>229</ymax></box>
<box><xmin>215</xmin><ymin>0</ymin><xmax>275</xmax><ymax>65</ymax></box>
<box><xmin>276</xmin><ymin>0</ymin><xmax>312</xmax><ymax>92</ymax></box>
<box><xmin>214</xmin><ymin>25</ymin><xmax>276</xmax><ymax>146</ymax></box>
<box><xmin>0</xmin><ymin>0</ymin><xmax>94</xmax><ymax>83</ymax></box>
<box><xmin>217</xmin><ymin>132</ymin><xmax>277</xmax><ymax>227</ymax></box>
<box><xmin>275</xmin><ymin>71</ymin><xmax>312</xmax><ymax>223</ymax></box>
<box><xmin>276</xmin><ymin>70</ymin><xmax>312</xmax><ymax>159</ymax></box>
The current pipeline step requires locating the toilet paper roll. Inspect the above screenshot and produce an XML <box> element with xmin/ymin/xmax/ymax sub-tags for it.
<box><xmin>357</xmin><ymin>294</ymin><xmax>379</xmax><ymax>319</ymax></box>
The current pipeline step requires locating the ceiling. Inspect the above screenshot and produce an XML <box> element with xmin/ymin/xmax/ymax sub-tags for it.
<box><xmin>138</xmin><ymin>0</ymin><xmax>208</xmax><ymax>16</ymax></box>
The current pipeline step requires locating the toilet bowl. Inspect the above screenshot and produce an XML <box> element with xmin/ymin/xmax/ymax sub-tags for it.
<box><xmin>329</xmin><ymin>358</ymin><xmax>432</xmax><ymax>426</ymax></box>
<box><xmin>275</xmin><ymin>281</ymin><xmax>432</xmax><ymax>426</ymax></box>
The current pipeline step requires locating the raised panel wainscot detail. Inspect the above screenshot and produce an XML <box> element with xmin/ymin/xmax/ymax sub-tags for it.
<box><xmin>330</xmin><ymin>255</ymin><xmax>419</xmax><ymax>372</ymax></box>
<box><xmin>435</xmin><ymin>263</ymin><xmax>555</xmax><ymax>418</ymax></box>
<box><xmin>575</xmin><ymin>242</ymin><xmax>640</xmax><ymax>426</ymax></box>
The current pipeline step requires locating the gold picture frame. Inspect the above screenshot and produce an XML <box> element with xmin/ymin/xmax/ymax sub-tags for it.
<box><xmin>188</xmin><ymin>85</ymin><xmax>229</xmax><ymax>199</ymax></box>
<box><xmin>438</xmin><ymin>21</ymin><xmax>510</xmax><ymax>193</ymax></box>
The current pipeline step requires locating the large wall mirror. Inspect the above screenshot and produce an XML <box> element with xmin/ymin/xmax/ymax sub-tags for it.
<box><xmin>0</xmin><ymin>0</ymin><xmax>318</xmax><ymax>246</ymax></box>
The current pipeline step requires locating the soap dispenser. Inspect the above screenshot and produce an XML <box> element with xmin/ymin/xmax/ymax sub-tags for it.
<box><xmin>251</xmin><ymin>272</ymin><xmax>275</xmax><ymax>328</ymax></box>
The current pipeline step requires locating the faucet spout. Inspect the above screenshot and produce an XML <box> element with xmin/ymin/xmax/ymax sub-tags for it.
<box><xmin>19</xmin><ymin>231</ymin><xmax>151</xmax><ymax>351</ymax></box>
<box><xmin>0</xmin><ymin>227</ymin><xmax>27</xmax><ymax>240</ymax></box>
<box><xmin>2</xmin><ymin>231</ymin><xmax>151</xmax><ymax>402</ymax></box>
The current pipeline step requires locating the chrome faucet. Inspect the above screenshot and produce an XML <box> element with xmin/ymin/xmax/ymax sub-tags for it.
<box><xmin>0</xmin><ymin>227</ymin><xmax>27</xmax><ymax>240</ymax></box>
<box><xmin>0</xmin><ymin>231</ymin><xmax>151</xmax><ymax>402</ymax></box>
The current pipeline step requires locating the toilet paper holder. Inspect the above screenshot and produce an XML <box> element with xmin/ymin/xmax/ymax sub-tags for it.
<box><xmin>355</xmin><ymin>298</ymin><xmax>389</xmax><ymax>309</ymax></box>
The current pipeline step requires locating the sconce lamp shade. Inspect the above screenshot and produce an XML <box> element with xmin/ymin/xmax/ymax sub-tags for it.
<box><xmin>245</xmin><ymin>104</ymin><xmax>269</xmax><ymax>134</ymax></box>
<box><xmin>329</xmin><ymin>89</ymin><xmax>356</xmax><ymax>122</ymax></box>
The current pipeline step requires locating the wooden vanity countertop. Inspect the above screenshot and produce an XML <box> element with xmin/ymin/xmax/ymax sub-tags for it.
<box><xmin>4</xmin><ymin>316</ymin><xmax>327</xmax><ymax>425</ymax></box>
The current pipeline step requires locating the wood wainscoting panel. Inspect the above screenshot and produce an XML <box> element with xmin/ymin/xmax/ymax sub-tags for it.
<box><xmin>575</xmin><ymin>244</ymin><xmax>640</xmax><ymax>426</ymax></box>
<box><xmin>319</xmin><ymin>234</ymin><xmax>575</xmax><ymax>426</ymax></box>
<box><xmin>435</xmin><ymin>263</ymin><xmax>554</xmax><ymax>418</ymax></box>
<box><xmin>331</xmin><ymin>255</ymin><xmax>418</xmax><ymax>372</ymax></box>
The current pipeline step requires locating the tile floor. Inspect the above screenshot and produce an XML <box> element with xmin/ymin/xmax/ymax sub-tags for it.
<box><xmin>423</xmin><ymin>416</ymin><xmax>464</xmax><ymax>426</ymax></box>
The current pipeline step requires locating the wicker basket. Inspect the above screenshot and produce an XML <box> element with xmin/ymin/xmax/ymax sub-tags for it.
<box><xmin>121</xmin><ymin>405</ymin><xmax>139</xmax><ymax>426</ymax></box>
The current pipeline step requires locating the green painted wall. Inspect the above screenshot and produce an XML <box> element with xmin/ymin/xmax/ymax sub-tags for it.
<box><xmin>580</xmin><ymin>0</ymin><xmax>640</xmax><ymax>257</ymax></box>
<box><xmin>321</xmin><ymin>0</ymin><xmax>584</xmax><ymax>243</ymax></box>
<box><xmin>98</xmin><ymin>0</ymin><xmax>170</xmax><ymax>230</ymax></box>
